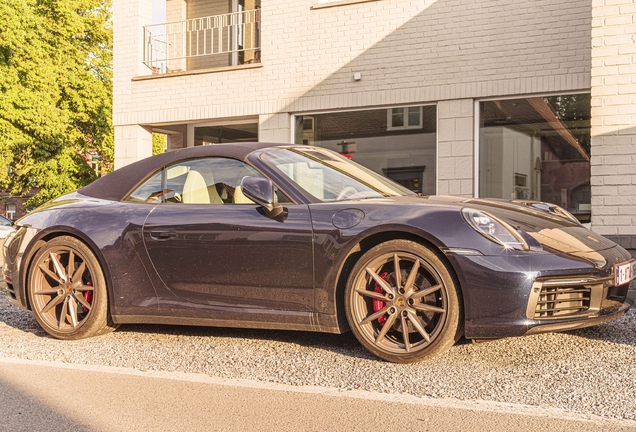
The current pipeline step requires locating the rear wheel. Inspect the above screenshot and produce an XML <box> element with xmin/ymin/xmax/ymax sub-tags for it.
<box><xmin>27</xmin><ymin>236</ymin><xmax>117</xmax><ymax>339</ymax></box>
<box><xmin>345</xmin><ymin>240</ymin><xmax>462</xmax><ymax>363</ymax></box>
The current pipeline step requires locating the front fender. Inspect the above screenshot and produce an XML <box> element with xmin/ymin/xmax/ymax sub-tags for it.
<box><xmin>10</xmin><ymin>202</ymin><xmax>161</xmax><ymax>316</ymax></box>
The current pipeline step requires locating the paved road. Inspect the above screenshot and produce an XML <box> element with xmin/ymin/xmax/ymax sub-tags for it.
<box><xmin>0</xmin><ymin>358</ymin><xmax>634</xmax><ymax>432</ymax></box>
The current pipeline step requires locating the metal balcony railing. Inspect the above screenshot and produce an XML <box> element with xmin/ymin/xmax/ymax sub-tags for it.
<box><xmin>143</xmin><ymin>9</ymin><xmax>261</xmax><ymax>75</ymax></box>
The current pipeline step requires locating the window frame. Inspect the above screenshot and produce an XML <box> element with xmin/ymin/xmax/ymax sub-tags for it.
<box><xmin>5</xmin><ymin>204</ymin><xmax>16</xmax><ymax>221</ymax></box>
<box><xmin>386</xmin><ymin>106</ymin><xmax>423</xmax><ymax>131</ymax></box>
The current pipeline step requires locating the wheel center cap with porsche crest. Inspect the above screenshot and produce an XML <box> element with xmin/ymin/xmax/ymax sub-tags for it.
<box><xmin>395</xmin><ymin>297</ymin><xmax>406</xmax><ymax>308</ymax></box>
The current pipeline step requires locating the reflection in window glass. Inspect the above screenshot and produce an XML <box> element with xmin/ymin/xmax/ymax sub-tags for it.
<box><xmin>261</xmin><ymin>148</ymin><xmax>413</xmax><ymax>202</ymax></box>
<box><xmin>408</xmin><ymin>107</ymin><xmax>421</xmax><ymax>127</ymax></box>
<box><xmin>294</xmin><ymin>105</ymin><xmax>437</xmax><ymax>195</ymax></box>
<box><xmin>126</xmin><ymin>171</ymin><xmax>163</xmax><ymax>203</ymax></box>
<box><xmin>479</xmin><ymin>94</ymin><xmax>591</xmax><ymax>222</ymax></box>
<box><xmin>391</xmin><ymin>108</ymin><xmax>404</xmax><ymax>128</ymax></box>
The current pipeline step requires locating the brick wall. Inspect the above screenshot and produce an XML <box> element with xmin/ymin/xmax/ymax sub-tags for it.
<box><xmin>113</xmin><ymin>0</ymin><xmax>153</xmax><ymax>168</ymax></box>
<box><xmin>113</xmin><ymin>0</ymin><xmax>591</xmax><ymax>128</ymax></box>
<box><xmin>0</xmin><ymin>192</ymin><xmax>36</xmax><ymax>221</ymax></box>
<box><xmin>590</xmin><ymin>0</ymin><xmax>636</xmax><ymax>255</ymax></box>
<box><xmin>437</xmin><ymin>99</ymin><xmax>474</xmax><ymax>197</ymax></box>
<box><xmin>114</xmin><ymin>125</ymin><xmax>153</xmax><ymax>169</ymax></box>
<box><xmin>259</xmin><ymin>113</ymin><xmax>291</xmax><ymax>143</ymax></box>
<box><xmin>114</xmin><ymin>0</ymin><xmax>594</xmax><ymax>200</ymax></box>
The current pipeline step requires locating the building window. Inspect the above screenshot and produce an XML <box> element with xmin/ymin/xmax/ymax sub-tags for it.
<box><xmin>194</xmin><ymin>123</ymin><xmax>258</xmax><ymax>145</ymax></box>
<box><xmin>388</xmin><ymin>107</ymin><xmax>422</xmax><ymax>130</ymax></box>
<box><xmin>5</xmin><ymin>204</ymin><xmax>16</xmax><ymax>221</ymax></box>
<box><xmin>478</xmin><ymin>94</ymin><xmax>591</xmax><ymax>222</ymax></box>
<box><xmin>294</xmin><ymin>105</ymin><xmax>437</xmax><ymax>195</ymax></box>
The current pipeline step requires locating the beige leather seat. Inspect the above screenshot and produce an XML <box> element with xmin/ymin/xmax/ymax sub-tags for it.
<box><xmin>233</xmin><ymin>186</ymin><xmax>255</xmax><ymax>204</ymax></box>
<box><xmin>182</xmin><ymin>170</ymin><xmax>210</xmax><ymax>204</ymax></box>
<box><xmin>166</xmin><ymin>165</ymin><xmax>188</xmax><ymax>180</ymax></box>
<box><xmin>207</xmin><ymin>185</ymin><xmax>224</xmax><ymax>204</ymax></box>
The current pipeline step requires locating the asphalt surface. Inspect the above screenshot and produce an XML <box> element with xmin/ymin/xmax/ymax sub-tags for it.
<box><xmin>1</xmin><ymin>358</ymin><xmax>634</xmax><ymax>432</ymax></box>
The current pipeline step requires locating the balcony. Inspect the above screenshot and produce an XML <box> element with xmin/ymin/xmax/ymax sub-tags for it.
<box><xmin>143</xmin><ymin>8</ymin><xmax>261</xmax><ymax>75</ymax></box>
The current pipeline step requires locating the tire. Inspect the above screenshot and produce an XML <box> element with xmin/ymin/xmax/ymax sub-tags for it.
<box><xmin>27</xmin><ymin>236</ymin><xmax>118</xmax><ymax>339</ymax></box>
<box><xmin>345</xmin><ymin>239</ymin><xmax>463</xmax><ymax>363</ymax></box>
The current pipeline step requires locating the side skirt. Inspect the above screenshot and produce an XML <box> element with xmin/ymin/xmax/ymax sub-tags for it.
<box><xmin>112</xmin><ymin>313</ymin><xmax>343</xmax><ymax>334</ymax></box>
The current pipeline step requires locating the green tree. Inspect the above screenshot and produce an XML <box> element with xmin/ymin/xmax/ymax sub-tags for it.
<box><xmin>0</xmin><ymin>0</ymin><xmax>113</xmax><ymax>209</ymax></box>
<box><xmin>152</xmin><ymin>133</ymin><xmax>166</xmax><ymax>155</ymax></box>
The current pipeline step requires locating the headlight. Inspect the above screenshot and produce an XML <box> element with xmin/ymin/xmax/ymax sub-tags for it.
<box><xmin>462</xmin><ymin>208</ymin><xmax>528</xmax><ymax>251</ymax></box>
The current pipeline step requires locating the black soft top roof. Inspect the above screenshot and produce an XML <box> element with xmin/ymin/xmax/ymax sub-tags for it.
<box><xmin>79</xmin><ymin>142</ymin><xmax>283</xmax><ymax>202</ymax></box>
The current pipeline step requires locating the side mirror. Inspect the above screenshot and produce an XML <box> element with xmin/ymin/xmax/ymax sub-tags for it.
<box><xmin>240</xmin><ymin>176</ymin><xmax>284</xmax><ymax>218</ymax></box>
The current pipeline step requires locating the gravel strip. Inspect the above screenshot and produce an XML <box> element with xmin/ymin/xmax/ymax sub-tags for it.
<box><xmin>0</xmin><ymin>293</ymin><xmax>634</xmax><ymax>421</ymax></box>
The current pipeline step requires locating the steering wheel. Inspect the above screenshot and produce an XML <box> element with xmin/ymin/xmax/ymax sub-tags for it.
<box><xmin>336</xmin><ymin>186</ymin><xmax>358</xmax><ymax>201</ymax></box>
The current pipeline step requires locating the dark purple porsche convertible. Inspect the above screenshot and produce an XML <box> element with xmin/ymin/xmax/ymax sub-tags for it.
<box><xmin>2</xmin><ymin>143</ymin><xmax>634</xmax><ymax>363</ymax></box>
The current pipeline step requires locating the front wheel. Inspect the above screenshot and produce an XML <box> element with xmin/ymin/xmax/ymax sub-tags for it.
<box><xmin>27</xmin><ymin>236</ymin><xmax>117</xmax><ymax>339</ymax></box>
<box><xmin>345</xmin><ymin>240</ymin><xmax>462</xmax><ymax>363</ymax></box>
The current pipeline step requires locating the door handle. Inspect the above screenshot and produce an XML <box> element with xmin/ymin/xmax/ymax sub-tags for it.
<box><xmin>149</xmin><ymin>230</ymin><xmax>177</xmax><ymax>240</ymax></box>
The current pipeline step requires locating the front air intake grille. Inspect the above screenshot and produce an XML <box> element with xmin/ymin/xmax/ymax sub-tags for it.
<box><xmin>533</xmin><ymin>286</ymin><xmax>591</xmax><ymax>318</ymax></box>
<box><xmin>526</xmin><ymin>276</ymin><xmax>611</xmax><ymax>320</ymax></box>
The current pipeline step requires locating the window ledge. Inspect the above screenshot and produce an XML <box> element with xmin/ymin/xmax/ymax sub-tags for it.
<box><xmin>132</xmin><ymin>63</ymin><xmax>263</xmax><ymax>81</ymax></box>
<box><xmin>311</xmin><ymin>0</ymin><xmax>380</xmax><ymax>10</ymax></box>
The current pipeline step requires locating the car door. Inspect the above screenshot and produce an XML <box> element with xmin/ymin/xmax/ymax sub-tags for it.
<box><xmin>142</xmin><ymin>157</ymin><xmax>315</xmax><ymax>314</ymax></box>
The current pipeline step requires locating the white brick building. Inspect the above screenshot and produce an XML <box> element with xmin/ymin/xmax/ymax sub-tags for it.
<box><xmin>113</xmin><ymin>0</ymin><xmax>636</xmax><ymax>256</ymax></box>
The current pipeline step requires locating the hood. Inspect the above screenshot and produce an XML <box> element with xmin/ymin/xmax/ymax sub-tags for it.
<box><xmin>353</xmin><ymin>195</ymin><xmax>616</xmax><ymax>255</ymax></box>
<box><xmin>424</xmin><ymin>196</ymin><xmax>616</xmax><ymax>255</ymax></box>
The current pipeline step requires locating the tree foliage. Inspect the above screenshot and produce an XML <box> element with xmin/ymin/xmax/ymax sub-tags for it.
<box><xmin>152</xmin><ymin>133</ymin><xmax>166</xmax><ymax>155</ymax></box>
<box><xmin>544</xmin><ymin>94</ymin><xmax>591</xmax><ymax>156</ymax></box>
<box><xmin>0</xmin><ymin>0</ymin><xmax>113</xmax><ymax>209</ymax></box>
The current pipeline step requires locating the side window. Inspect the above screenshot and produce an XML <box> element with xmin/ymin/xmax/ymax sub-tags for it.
<box><xmin>126</xmin><ymin>171</ymin><xmax>164</xmax><ymax>203</ymax></box>
<box><xmin>170</xmin><ymin>157</ymin><xmax>285</xmax><ymax>205</ymax></box>
<box><xmin>125</xmin><ymin>157</ymin><xmax>287</xmax><ymax>205</ymax></box>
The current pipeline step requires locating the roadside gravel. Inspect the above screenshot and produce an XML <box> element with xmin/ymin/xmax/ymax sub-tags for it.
<box><xmin>0</xmin><ymin>294</ymin><xmax>635</xmax><ymax>422</ymax></box>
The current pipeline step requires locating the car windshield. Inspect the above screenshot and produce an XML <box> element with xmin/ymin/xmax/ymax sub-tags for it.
<box><xmin>0</xmin><ymin>215</ymin><xmax>12</xmax><ymax>227</ymax></box>
<box><xmin>260</xmin><ymin>147</ymin><xmax>415</xmax><ymax>202</ymax></box>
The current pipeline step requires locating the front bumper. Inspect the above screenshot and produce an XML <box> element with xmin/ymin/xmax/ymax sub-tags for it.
<box><xmin>447</xmin><ymin>245</ymin><xmax>634</xmax><ymax>339</ymax></box>
<box><xmin>524</xmin><ymin>298</ymin><xmax>632</xmax><ymax>335</ymax></box>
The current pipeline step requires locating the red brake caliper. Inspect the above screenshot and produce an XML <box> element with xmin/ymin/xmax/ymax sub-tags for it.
<box><xmin>83</xmin><ymin>281</ymin><xmax>93</xmax><ymax>312</ymax></box>
<box><xmin>373</xmin><ymin>272</ymin><xmax>389</xmax><ymax>326</ymax></box>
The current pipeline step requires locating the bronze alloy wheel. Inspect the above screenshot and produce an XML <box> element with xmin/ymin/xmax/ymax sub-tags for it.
<box><xmin>28</xmin><ymin>236</ymin><xmax>117</xmax><ymax>339</ymax></box>
<box><xmin>345</xmin><ymin>240</ymin><xmax>462</xmax><ymax>363</ymax></box>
